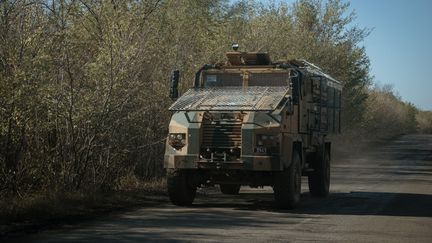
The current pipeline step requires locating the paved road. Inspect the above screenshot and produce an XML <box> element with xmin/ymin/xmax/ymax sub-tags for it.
<box><xmin>20</xmin><ymin>135</ymin><xmax>432</xmax><ymax>242</ymax></box>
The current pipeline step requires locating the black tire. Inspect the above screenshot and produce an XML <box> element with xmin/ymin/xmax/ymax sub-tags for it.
<box><xmin>167</xmin><ymin>169</ymin><xmax>196</xmax><ymax>206</ymax></box>
<box><xmin>308</xmin><ymin>150</ymin><xmax>330</xmax><ymax>197</ymax></box>
<box><xmin>220</xmin><ymin>184</ymin><xmax>241</xmax><ymax>195</ymax></box>
<box><xmin>273</xmin><ymin>151</ymin><xmax>302</xmax><ymax>209</ymax></box>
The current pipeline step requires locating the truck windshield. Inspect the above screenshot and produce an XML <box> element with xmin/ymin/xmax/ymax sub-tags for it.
<box><xmin>203</xmin><ymin>72</ymin><xmax>289</xmax><ymax>87</ymax></box>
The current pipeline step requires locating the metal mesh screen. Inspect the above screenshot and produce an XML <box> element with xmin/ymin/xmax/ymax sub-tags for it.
<box><xmin>169</xmin><ymin>86</ymin><xmax>289</xmax><ymax>111</ymax></box>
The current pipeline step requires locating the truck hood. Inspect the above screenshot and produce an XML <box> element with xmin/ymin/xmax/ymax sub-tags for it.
<box><xmin>169</xmin><ymin>86</ymin><xmax>289</xmax><ymax>112</ymax></box>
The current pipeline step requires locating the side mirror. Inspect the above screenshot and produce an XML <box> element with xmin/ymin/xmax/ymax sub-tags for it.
<box><xmin>169</xmin><ymin>70</ymin><xmax>180</xmax><ymax>99</ymax></box>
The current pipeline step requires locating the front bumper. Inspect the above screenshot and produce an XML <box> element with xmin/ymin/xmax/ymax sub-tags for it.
<box><xmin>164</xmin><ymin>154</ymin><xmax>282</xmax><ymax>171</ymax></box>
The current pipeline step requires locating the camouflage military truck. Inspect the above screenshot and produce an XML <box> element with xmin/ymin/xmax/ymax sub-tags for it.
<box><xmin>165</xmin><ymin>47</ymin><xmax>342</xmax><ymax>209</ymax></box>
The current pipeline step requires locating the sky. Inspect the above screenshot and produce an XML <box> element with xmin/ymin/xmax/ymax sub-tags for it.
<box><xmin>348</xmin><ymin>0</ymin><xmax>432</xmax><ymax>110</ymax></box>
<box><xmin>241</xmin><ymin>0</ymin><xmax>432</xmax><ymax>110</ymax></box>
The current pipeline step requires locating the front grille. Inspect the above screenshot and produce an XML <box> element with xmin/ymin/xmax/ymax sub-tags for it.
<box><xmin>202</xmin><ymin>119</ymin><xmax>242</xmax><ymax>148</ymax></box>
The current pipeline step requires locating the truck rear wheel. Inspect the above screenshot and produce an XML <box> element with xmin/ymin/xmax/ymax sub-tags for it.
<box><xmin>273</xmin><ymin>151</ymin><xmax>301</xmax><ymax>209</ymax></box>
<box><xmin>219</xmin><ymin>184</ymin><xmax>241</xmax><ymax>195</ymax></box>
<box><xmin>308</xmin><ymin>151</ymin><xmax>330</xmax><ymax>197</ymax></box>
<box><xmin>167</xmin><ymin>169</ymin><xmax>196</xmax><ymax>206</ymax></box>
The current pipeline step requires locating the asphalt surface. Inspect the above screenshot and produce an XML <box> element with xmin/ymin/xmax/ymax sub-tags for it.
<box><xmin>17</xmin><ymin>135</ymin><xmax>432</xmax><ymax>242</ymax></box>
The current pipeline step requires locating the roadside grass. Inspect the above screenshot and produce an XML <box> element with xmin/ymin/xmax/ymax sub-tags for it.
<box><xmin>0</xmin><ymin>178</ymin><xmax>167</xmax><ymax>238</ymax></box>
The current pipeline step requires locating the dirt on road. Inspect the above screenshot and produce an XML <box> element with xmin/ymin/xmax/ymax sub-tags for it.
<box><xmin>11</xmin><ymin>134</ymin><xmax>432</xmax><ymax>242</ymax></box>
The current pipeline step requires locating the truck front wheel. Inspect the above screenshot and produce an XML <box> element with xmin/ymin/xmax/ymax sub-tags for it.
<box><xmin>273</xmin><ymin>151</ymin><xmax>301</xmax><ymax>209</ymax></box>
<box><xmin>308</xmin><ymin>151</ymin><xmax>330</xmax><ymax>197</ymax></box>
<box><xmin>220</xmin><ymin>184</ymin><xmax>241</xmax><ymax>195</ymax></box>
<box><xmin>167</xmin><ymin>169</ymin><xmax>197</xmax><ymax>206</ymax></box>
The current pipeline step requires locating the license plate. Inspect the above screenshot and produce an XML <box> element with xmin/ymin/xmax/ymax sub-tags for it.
<box><xmin>255</xmin><ymin>147</ymin><xmax>266</xmax><ymax>153</ymax></box>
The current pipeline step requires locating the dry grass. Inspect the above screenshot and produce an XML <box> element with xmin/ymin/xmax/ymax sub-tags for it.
<box><xmin>0</xmin><ymin>178</ymin><xmax>167</xmax><ymax>237</ymax></box>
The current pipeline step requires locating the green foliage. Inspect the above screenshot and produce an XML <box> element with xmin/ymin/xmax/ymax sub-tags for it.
<box><xmin>416</xmin><ymin>110</ymin><xmax>432</xmax><ymax>134</ymax></box>
<box><xmin>0</xmin><ymin>0</ymin><xmax>424</xmax><ymax>197</ymax></box>
<box><xmin>361</xmin><ymin>85</ymin><xmax>418</xmax><ymax>139</ymax></box>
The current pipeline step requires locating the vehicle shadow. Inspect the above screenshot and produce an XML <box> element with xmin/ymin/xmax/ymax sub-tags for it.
<box><xmin>193</xmin><ymin>191</ymin><xmax>432</xmax><ymax>218</ymax></box>
<box><xmin>20</xmin><ymin>191</ymin><xmax>432</xmax><ymax>243</ymax></box>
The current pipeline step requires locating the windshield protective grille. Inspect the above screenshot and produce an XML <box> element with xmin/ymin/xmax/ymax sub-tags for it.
<box><xmin>169</xmin><ymin>86</ymin><xmax>289</xmax><ymax>111</ymax></box>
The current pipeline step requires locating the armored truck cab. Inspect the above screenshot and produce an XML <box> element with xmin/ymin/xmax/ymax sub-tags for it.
<box><xmin>165</xmin><ymin>51</ymin><xmax>342</xmax><ymax>209</ymax></box>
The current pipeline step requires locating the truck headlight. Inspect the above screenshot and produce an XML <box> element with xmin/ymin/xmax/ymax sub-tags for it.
<box><xmin>168</xmin><ymin>133</ymin><xmax>186</xmax><ymax>149</ymax></box>
<box><xmin>256</xmin><ymin>134</ymin><xmax>277</xmax><ymax>145</ymax></box>
<box><xmin>255</xmin><ymin>134</ymin><xmax>279</xmax><ymax>154</ymax></box>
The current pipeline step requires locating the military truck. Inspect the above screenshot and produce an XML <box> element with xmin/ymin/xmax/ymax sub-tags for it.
<box><xmin>165</xmin><ymin>47</ymin><xmax>342</xmax><ymax>209</ymax></box>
